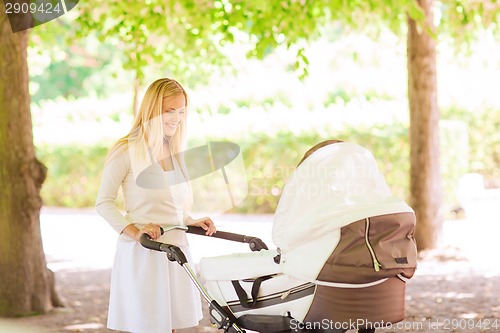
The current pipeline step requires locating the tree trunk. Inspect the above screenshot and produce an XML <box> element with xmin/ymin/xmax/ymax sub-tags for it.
<box><xmin>407</xmin><ymin>0</ymin><xmax>443</xmax><ymax>250</ymax></box>
<box><xmin>0</xmin><ymin>7</ymin><xmax>62</xmax><ymax>316</ymax></box>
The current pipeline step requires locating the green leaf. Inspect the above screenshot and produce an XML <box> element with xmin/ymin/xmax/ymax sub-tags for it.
<box><xmin>407</xmin><ymin>1</ymin><xmax>426</xmax><ymax>21</ymax></box>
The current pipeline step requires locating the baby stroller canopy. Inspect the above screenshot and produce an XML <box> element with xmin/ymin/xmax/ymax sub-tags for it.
<box><xmin>272</xmin><ymin>142</ymin><xmax>414</xmax><ymax>281</ymax></box>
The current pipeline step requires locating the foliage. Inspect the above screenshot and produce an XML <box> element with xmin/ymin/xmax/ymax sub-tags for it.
<box><xmin>235</xmin><ymin>125</ymin><xmax>411</xmax><ymax>213</ymax></box>
<box><xmin>29</xmin><ymin>45</ymin><xmax>125</xmax><ymax>104</ymax></box>
<box><xmin>27</xmin><ymin>0</ymin><xmax>430</xmax><ymax>88</ymax></box>
<box><xmin>62</xmin><ymin>0</ymin><xmax>500</xmax><ymax>80</ymax></box>
<box><xmin>439</xmin><ymin>120</ymin><xmax>469</xmax><ymax>207</ymax></box>
<box><xmin>69</xmin><ymin>1</ymin><xmax>231</xmax><ymax>87</ymax></box>
<box><xmin>26</xmin><ymin>0</ymin><xmax>500</xmax><ymax>106</ymax></box>
<box><xmin>441</xmin><ymin>106</ymin><xmax>500</xmax><ymax>187</ymax></box>
<box><xmin>37</xmin><ymin>97</ymin><xmax>497</xmax><ymax>214</ymax></box>
<box><xmin>437</xmin><ymin>0</ymin><xmax>500</xmax><ymax>44</ymax></box>
<box><xmin>35</xmin><ymin>119</ymin><xmax>467</xmax><ymax>213</ymax></box>
<box><xmin>37</xmin><ymin>145</ymin><xmax>109</xmax><ymax>208</ymax></box>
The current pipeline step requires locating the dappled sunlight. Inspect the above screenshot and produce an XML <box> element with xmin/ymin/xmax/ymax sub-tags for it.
<box><xmin>41</xmin><ymin>207</ymin><xmax>118</xmax><ymax>271</ymax></box>
<box><xmin>411</xmin><ymin>291</ymin><xmax>475</xmax><ymax>299</ymax></box>
<box><xmin>32</xmin><ymin>92</ymin><xmax>134</xmax><ymax>146</ymax></box>
<box><xmin>41</xmin><ymin>208</ymin><xmax>275</xmax><ymax>271</ymax></box>
<box><xmin>441</xmin><ymin>190</ymin><xmax>500</xmax><ymax>273</ymax></box>
<box><xmin>62</xmin><ymin>323</ymin><xmax>104</xmax><ymax>331</ymax></box>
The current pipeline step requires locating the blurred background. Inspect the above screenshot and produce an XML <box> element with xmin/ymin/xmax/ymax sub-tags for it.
<box><xmin>31</xmin><ymin>22</ymin><xmax>499</xmax><ymax>217</ymax></box>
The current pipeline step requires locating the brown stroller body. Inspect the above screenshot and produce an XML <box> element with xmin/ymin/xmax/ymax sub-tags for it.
<box><xmin>199</xmin><ymin>213</ymin><xmax>416</xmax><ymax>333</ymax></box>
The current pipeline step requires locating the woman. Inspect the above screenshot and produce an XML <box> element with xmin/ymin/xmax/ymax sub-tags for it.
<box><xmin>96</xmin><ymin>78</ymin><xmax>216</xmax><ymax>333</ymax></box>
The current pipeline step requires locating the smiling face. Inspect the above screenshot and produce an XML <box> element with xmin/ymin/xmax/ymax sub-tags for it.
<box><xmin>161</xmin><ymin>94</ymin><xmax>186</xmax><ymax>137</ymax></box>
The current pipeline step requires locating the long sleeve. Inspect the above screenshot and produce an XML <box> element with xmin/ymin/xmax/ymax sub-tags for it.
<box><xmin>95</xmin><ymin>148</ymin><xmax>131</xmax><ymax>234</ymax></box>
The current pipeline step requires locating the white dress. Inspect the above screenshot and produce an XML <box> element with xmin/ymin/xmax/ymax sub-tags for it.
<box><xmin>96</xmin><ymin>147</ymin><xmax>203</xmax><ymax>333</ymax></box>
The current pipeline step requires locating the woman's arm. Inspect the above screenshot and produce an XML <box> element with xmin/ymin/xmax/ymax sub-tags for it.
<box><xmin>96</xmin><ymin>148</ymin><xmax>163</xmax><ymax>240</ymax></box>
<box><xmin>122</xmin><ymin>223</ymin><xmax>162</xmax><ymax>240</ymax></box>
<box><xmin>95</xmin><ymin>148</ymin><xmax>133</xmax><ymax>234</ymax></box>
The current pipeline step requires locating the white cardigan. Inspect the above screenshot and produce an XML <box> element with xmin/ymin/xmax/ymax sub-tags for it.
<box><xmin>95</xmin><ymin>146</ymin><xmax>191</xmax><ymax>245</ymax></box>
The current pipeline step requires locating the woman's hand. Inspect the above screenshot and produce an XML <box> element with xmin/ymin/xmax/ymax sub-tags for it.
<box><xmin>187</xmin><ymin>217</ymin><xmax>216</xmax><ymax>236</ymax></box>
<box><xmin>135</xmin><ymin>223</ymin><xmax>162</xmax><ymax>241</ymax></box>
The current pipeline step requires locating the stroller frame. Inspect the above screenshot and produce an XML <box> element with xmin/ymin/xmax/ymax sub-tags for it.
<box><xmin>140</xmin><ymin>226</ymin><xmax>377</xmax><ymax>333</ymax></box>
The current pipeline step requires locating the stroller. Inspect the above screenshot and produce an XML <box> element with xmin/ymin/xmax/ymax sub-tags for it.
<box><xmin>141</xmin><ymin>142</ymin><xmax>418</xmax><ymax>333</ymax></box>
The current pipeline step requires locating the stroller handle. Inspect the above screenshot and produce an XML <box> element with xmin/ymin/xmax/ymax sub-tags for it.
<box><xmin>186</xmin><ymin>226</ymin><xmax>268</xmax><ymax>251</ymax></box>
<box><xmin>139</xmin><ymin>225</ymin><xmax>269</xmax><ymax>253</ymax></box>
<box><xmin>139</xmin><ymin>232</ymin><xmax>163</xmax><ymax>252</ymax></box>
<box><xmin>139</xmin><ymin>230</ymin><xmax>188</xmax><ymax>265</ymax></box>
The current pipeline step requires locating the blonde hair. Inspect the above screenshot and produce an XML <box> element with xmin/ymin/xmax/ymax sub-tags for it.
<box><xmin>107</xmin><ymin>78</ymin><xmax>188</xmax><ymax>160</ymax></box>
